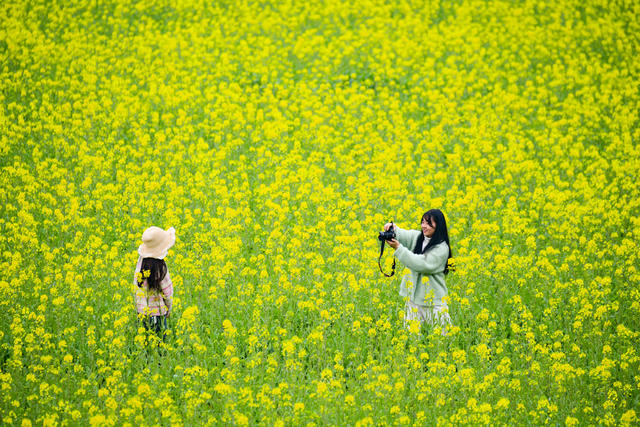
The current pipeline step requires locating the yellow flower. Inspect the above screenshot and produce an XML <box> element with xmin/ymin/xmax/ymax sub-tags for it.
<box><xmin>89</xmin><ymin>415</ymin><xmax>107</xmax><ymax>426</ymax></box>
<box><xmin>234</xmin><ymin>413</ymin><xmax>249</xmax><ymax>426</ymax></box>
<box><xmin>316</xmin><ymin>381</ymin><xmax>328</xmax><ymax>396</ymax></box>
<box><xmin>214</xmin><ymin>383</ymin><xmax>233</xmax><ymax>395</ymax></box>
<box><xmin>222</xmin><ymin>319</ymin><xmax>237</xmax><ymax>338</ymax></box>
<box><xmin>496</xmin><ymin>398</ymin><xmax>510</xmax><ymax>410</ymax></box>
<box><xmin>620</xmin><ymin>410</ymin><xmax>637</xmax><ymax>426</ymax></box>
<box><xmin>407</xmin><ymin>320</ymin><xmax>421</xmax><ymax>335</ymax></box>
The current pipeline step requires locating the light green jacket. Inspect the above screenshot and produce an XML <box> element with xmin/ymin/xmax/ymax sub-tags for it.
<box><xmin>393</xmin><ymin>226</ymin><xmax>449</xmax><ymax>307</ymax></box>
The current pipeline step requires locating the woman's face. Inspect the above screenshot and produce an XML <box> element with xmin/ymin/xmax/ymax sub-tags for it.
<box><xmin>422</xmin><ymin>217</ymin><xmax>436</xmax><ymax>238</ymax></box>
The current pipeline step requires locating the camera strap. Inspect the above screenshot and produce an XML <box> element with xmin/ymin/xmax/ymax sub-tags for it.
<box><xmin>378</xmin><ymin>240</ymin><xmax>396</xmax><ymax>277</ymax></box>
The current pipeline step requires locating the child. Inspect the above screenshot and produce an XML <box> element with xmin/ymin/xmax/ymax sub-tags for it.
<box><xmin>133</xmin><ymin>226</ymin><xmax>176</xmax><ymax>339</ymax></box>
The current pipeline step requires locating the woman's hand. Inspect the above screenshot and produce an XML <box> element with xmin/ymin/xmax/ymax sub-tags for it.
<box><xmin>383</xmin><ymin>222</ymin><xmax>395</xmax><ymax>231</ymax></box>
<box><xmin>386</xmin><ymin>238</ymin><xmax>400</xmax><ymax>249</ymax></box>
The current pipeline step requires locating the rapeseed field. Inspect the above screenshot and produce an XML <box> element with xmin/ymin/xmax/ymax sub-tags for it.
<box><xmin>1</xmin><ymin>0</ymin><xmax>639</xmax><ymax>424</ymax></box>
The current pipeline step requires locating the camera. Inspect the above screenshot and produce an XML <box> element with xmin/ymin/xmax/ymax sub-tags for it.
<box><xmin>377</xmin><ymin>222</ymin><xmax>396</xmax><ymax>277</ymax></box>
<box><xmin>378</xmin><ymin>225</ymin><xmax>395</xmax><ymax>241</ymax></box>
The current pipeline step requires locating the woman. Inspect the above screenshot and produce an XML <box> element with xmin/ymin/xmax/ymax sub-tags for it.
<box><xmin>384</xmin><ymin>209</ymin><xmax>453</xmax><ymax>334</ymax></box>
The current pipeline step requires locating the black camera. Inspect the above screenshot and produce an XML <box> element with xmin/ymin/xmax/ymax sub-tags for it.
<box><xmin>378</xmin><ymin>225</ymin><xmax>395</xmax><ymax>241</ymax></box>
<box><xmin>377</xmin><ymin>222</ymin><xmax>396</xmax><ymax>277</ymax></box>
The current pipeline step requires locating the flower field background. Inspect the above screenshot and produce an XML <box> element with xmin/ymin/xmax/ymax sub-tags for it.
<box><xmin>2</xmin><ymin>0</ymin><xmax>640</xmax><ymax>424</ymax></box>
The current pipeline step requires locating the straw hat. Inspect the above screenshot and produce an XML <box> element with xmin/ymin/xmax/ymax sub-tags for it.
<box><xmin>138</xmin><ymin>226</ymin><xmax>176</xmax><ymax>259</ymax></box>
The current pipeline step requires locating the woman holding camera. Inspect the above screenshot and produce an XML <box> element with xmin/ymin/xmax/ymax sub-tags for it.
<box><xmin>384</xmin><ymin>209</ymin><xmax>453</xmax><ymax>334</ymax></box>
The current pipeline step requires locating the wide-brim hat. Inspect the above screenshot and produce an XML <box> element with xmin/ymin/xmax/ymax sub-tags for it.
<box><xmin>138</xmin><ymin>226</ymin><xmax>176</xmax><ymax>259</ymax></box>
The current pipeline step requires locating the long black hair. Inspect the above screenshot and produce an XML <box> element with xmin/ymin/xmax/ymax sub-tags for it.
<box><xmin>137</xmin><ymin>257</ymin><xmax>168</xmax><ymax>293</ymax></box>
<box><xmin>412</xmin><ymin>209</ymin><xmax>454</xmax><ymax>274</ymax></box>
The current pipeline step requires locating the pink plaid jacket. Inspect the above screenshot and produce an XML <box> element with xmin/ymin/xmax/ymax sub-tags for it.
<box><xmin>133</xmin><ymin>256</ymin><xmax>173</xmax><ymax>316</ymax></box>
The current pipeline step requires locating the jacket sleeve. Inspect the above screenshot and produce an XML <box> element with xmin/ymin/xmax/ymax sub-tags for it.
<box><xmin>394</xmin><ymin>242</ymin><xmax>449</xmax><ymax>274</ymax></box>
<box><xmin>161</xmin><ymin>270</ymin><xmax>173</xmax><ymax>313</ymax></box>
<box><xmin>133</xmin><ymin>256</ymin><xmax>142</xmax><ymax>286</ymax></box>
<box><xmin>133</xmin><ymin>257</ymin><xmax>146</xmax><ymax>314</ymax></box>
<box><xmin>394</xmin><ymin>226</ymin><xmax>421</xmax><ymax>250</ymax></box>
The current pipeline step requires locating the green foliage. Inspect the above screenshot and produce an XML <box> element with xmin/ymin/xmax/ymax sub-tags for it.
<box><xmin>1</xmin><ymin>0</ymin><xmax>639</xmax><ymax>425</ymax></box>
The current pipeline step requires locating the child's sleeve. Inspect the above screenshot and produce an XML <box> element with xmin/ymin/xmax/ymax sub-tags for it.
<box><xmin>133</xmin><ymin>256</ymin><xmax>142</xmax><ymax>286</ymax></box>
<box><xmin>133</xmin><ymin>256</ymin><xmax>147</xmax><ymax>314</ymax></box>
<box><xmin>161</xmin><ymin>271</ymin><xmax>173</xmax><ymax>314</ymax></box>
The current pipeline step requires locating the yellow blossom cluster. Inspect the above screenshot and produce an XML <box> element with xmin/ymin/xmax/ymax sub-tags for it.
<box><xmin>1</xmin><ymin>0</ymin><xmax>639</xmax><ymax>424</ymax></box>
